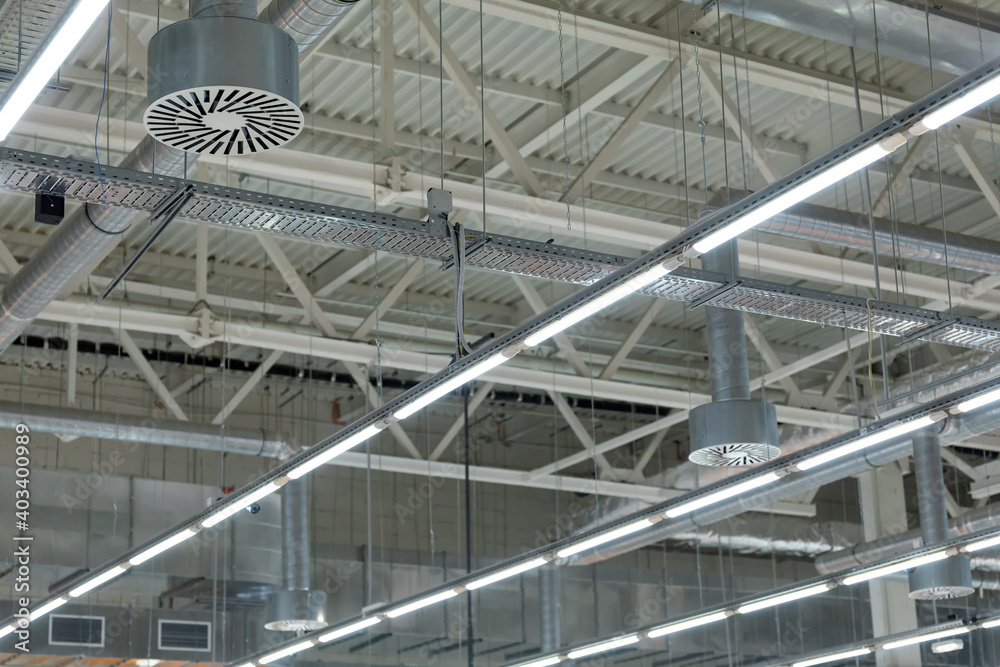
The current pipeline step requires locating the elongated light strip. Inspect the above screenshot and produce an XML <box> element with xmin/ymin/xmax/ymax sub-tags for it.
<box><xmin>129</xmin><ymin>528</ymin><xmax>198</xmax><ymax>565</ymax></box>
<box><xmin>260</xmin><ymin>640</ymin><xmax>315</xmax><ymax>664</ymax></box>
<box><xmin>318</xmin><ymin>617</ymin><xmax>381</xmax><ymax>643</ymax></box>
<box><xmin>664</xmin><ymin>472</ymin><xmax>782</xmax><ymax>518</ymax></box>
<box><xmin>736</xmin><ymin>584</ymin><xmax>830</xmax><ymax>615</ymax></box>
<box><xmin>795</xmin><ymin>415</ymin><xmax>937</xmax><ymax>471</ymax></box>
<box><xmin>691</xmin><ymin>135</ymin><xmax>906</xmax><ymax>254</ymax></box>
<box><xmin>963</xmin><ymin>534</ymin><xmax>1000</xmax><ymax>552</ymax></box>
<box><xmin>517</xmin><ymin>658</ymin><xmax>561</xmax><ymax>667</ymax></box>
<box><xmin>954</xmin><ymin>386</ymin><xmax>1000</xmax><ymax>413</ymax></box>
<box><xmin>981</xmin><ymin>618</ymin><xmax>1000</xmax><ymax>629</ymax></box>
<box><xmin>881</xmin><ymin>626</ymin><xmax>969</xmax><ymax>651</ymax></box>
<box><xmin>916</xmin><ymin>73</ymin><xmax>1000</xmax><ymax>132</ymax></box>
<box><xmin>556</xmin><ymin>518</ymin><xmax>654</xmax><ymax>558</ymax></box>
<box><xmin>0</xmin><ymin>0</ymin><xmax>111</xmax><ymax>140</ymax></box>
<box><xmin>395</xmin><ymin>353</ymin><xmax>510</xmax><ymax>419</ymax></box>
<box><xmin>69</xmin><ymin>565</ymin><xmax>128</xmax><ymax>597</ymax></box>
<box><xmin>524</xmin><ymin>263</ymin><xmax>674</xmax><ymax>348</ymax></box>
<box><xmin>288</xmin><ymin>425</ymin><xmax>381</xmax><ymax>479</ymax></box>
<box><xmin>791</xmin><ymin>647</ymin><xmax>872</xmax><ymax>667</ymax></box>
<box><xmin>566</xmin><ymin>635</ymin><xmax>639</xmax><ymax>660</ymax></box>
<box><xmin>842</xmin><ymin>551</ymin><xmax>949</xmax><ymax>586</ymax></box>
<box><xmin>385</xmin><ymin>590</ymin><xmax>457</xmax><ymax>618</ymax></box>
<box><xmin>29</xmin><ymin>597</ymin><xmax>67</xmax><ymax>621</ymax></box>
<box><xmin>466</xmin><ymin>558</ymin><xmax>547</xmax><ymax>590</ymax></box>
<box><xmin>0</xmin><ymin>625</ymin><xmax>13</xmax><ymax>639</ymax></box>
<box><xmin>202</xmin><ymin>482</ymin><xmax>281</xmax><ymax>528</ymax></box>
<box><xmin>646</xmin><ymin>611</ymin><xmax>729</xmax><ymax>638</ymax></box>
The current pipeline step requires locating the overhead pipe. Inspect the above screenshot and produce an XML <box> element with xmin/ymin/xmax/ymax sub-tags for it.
<box><xmin>0</xmin><ymin>399</ymin><xmax>289</xmax><ymax>456</ymax></box>
<box><xmin>571</xmin><ymin>403</ymin><xmax>1000</xmax><ymax>565</ymax></box>
<box><xmin>0</xmin><ymin>0</ymin><xmax>361</xmax><ymax>352</ymax></box>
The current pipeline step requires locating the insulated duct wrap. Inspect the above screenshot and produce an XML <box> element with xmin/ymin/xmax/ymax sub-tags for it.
<box><xmin>259</xmin><ymin>0</ymin><xmax>359</xmax><ymax>53</ymax></box>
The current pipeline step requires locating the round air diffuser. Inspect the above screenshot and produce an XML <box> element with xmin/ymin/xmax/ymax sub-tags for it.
<box><xmin>688</xmin><ymin>400</ymin><xmax>780</xmax><ymax>467</ymax></box>
<box><xmin>145</xmin><ymin>16</ymin><xmax>303</xmax><ymax>155</ymax></box>
<box><xmin>909</xmin><ymin>556</ymin><xmax>974</xmax><ymax>600</ymax></box>
<box><xmin>264</xmin><ymin>589</ymin><xmax>328</xmax><ymax>632</ymax></box>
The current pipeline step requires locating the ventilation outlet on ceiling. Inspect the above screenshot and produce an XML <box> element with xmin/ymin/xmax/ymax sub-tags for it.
<box><xmin>144</xmin><ymin>15</ymin><xmax>303</xmax><ymax>156</ymax></box>
<box><xmin>49</xmin><ymin>614</ymin><xmax>104</xmax><ymax>647</ymax></box>
<box><xmin>688</xmin><ymin>401</ymin><xmax>780</xmax><ymax>467</ymax></box>
<box><xmin>909</xmin><ymin>554</ymin><xmax>975</xmax><ymax>600</ymax></box>
<box><xmin>158</xmin><ymin>619</ymin><xmax>211</xmax><ymax>651</ymax></box>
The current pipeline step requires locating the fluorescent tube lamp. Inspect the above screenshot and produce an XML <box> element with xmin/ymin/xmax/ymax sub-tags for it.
<box><xmin>385</xmin><ymin>590</ymin><xmax>457</xmax><ymax>618</ymax></box>
<box><xmin>69</xmin><ymin>565</ymin><xmax>128</xmax><ymax>597</ymax></box>
<box><xmin>0</xmin><ymin>624</ymin><xmax>14</xmax><ymax>639</ymax></box>
<box><xmin>882</xmin><ymin>627</ymin><xmax>968</xmax><ymax>651</ymax></box>
<box><xmin>692</xmin><ymin>135</ymin><xmax>905</xmax><ymax>254</ymax></box>
<box><xmin>516</xmin><ymin>658</ymin><xmax>562</xmax><ymax>667</ymax></box>
<box><xmin>260</xmin><ymin>640</ymin><xmax>315</xmax><ymax>664</ymax></box>
<box><xmin>202</xmin><ymin>482</ymin><xmax>281</xmax><ymax>528</ymax></box>
<box><xmin>29</xmin><ymin>597</ymin><xmax>67</xmax><ymax>621</ymax></box>
<box><xmin>842</xmin><ymin>551</ymin><xmax>949</xmax><ymax>586</ymax></box>
<box><xmin>318</xmin><ymin>617</ymin><xmax>381</xmax><ymax>643</ymax></box>
<box><xmin>981</xmin><ymin>618</ymin><xmax>1000</xmax><ymax>629</ymax></box>
<box><xmin>524</xmin><ymin>264</ymin><xmax>673</xmax><ymax>348</ymax></box>
<box><xmin>917</xmin><ymin>73</ymin><xmax>1000</xmax><ymax>132</ymax></box>
<box><xmin>664</xmin><ymin>472</ymin><xmax>781</xmax><ymax>518</ymax></box>
<box><xmin>288</xmin><ymin>425</ymin><xmax>381</xmax><ymax>479</ymax></box>
<box><xmin>556</xmin><ymin>518</ymin><xmax>654</xmax><ymax>559</ymax></box>
<box><xmin>0</xmin><ymin>0</ymin><xmax>111</xmax><ymax>140</ymax></box>
<box><xmin>964</xmin><ymin>534</ymin><xmax>1000</xmax><ymax>552</ymax></box>
<box><xmin>466</xmin><ymin>558</ymin><xmax>547</xmax><ymax>590</ymax></box>
<box><xmin>566</xmin><ymin>634</ymin><xmax>640</xmax><ymax>660</ymax></box>
<box><xmin>792</xmin><ymin>647</ymin><xmax>872</xmax><ymax>667</ymax></box>
<box><xmin>130</xmin><ymin>528</ymin><xmax>197</xmax><ymax>565</ymax></box>
<box><xmin>736</xmin><ymin>584</ymin><xmax>830</xmax><ymax>614</ymax></box>
<box><xmin>647</xmin><ymin>611</ymin><xmax>728</xmax><ymax>638</ymax></box>
<box><xmin>394</xmin><ymin>353</ymin><xmax>509</xmax><ymax>420</ymax></box>
<box><xmin>954</xmin><ymin>386</ymin><xmax>1000</xmax><ymax>414</ymax></box>
<box><xmin>795</xmin><ymin>416</ymin><xmax>935</xmax><ymax>471</ymax></box>
<box><xmin>235</xmin><ymin>663</ymin><xmax>254</xmax><ymax>667</ymax></box>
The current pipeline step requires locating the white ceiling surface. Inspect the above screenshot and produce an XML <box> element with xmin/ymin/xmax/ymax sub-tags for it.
<box><xmin>2</xmin><ymin>0</ymin><xmax>1000</xmax><ymax>406</ymax></box>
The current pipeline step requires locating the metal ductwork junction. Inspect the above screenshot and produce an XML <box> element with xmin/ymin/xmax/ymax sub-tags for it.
<box><xmin>908</xmin><ymin>430</ymin><xmax>975</xmax><ymax>599</ymax></box>
<box><xmin>689</xmin><ymin>240</ymin><xmax>779</xmax><ymax>466</ymax></box>
<box><xmin>264</xmin><ymin>478</ymin><xmax>328</xmax><ymax>632</ymax></box>
<box><xmin>144</xmin><ymin>0</ymin><xmax>303</xmax><ymax>155</ymax></box>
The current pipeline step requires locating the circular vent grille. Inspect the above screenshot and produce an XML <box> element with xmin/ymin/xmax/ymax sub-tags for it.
<box><xmin>263</xmin><ymin>619</ymin><xmax>327</xmax><ymax>632</ymax></box>
<box><xmin>909</xmin><ymin>585</ymin><xmax>976</xmax><ymax>600</ymax></box>
<box><xmin>144</xmin><ymin>85</ymin><xmax>303</xmax><ymax>156</ymax></box>
<box><xmin>688</xmin><ymin>442</ymin><xmax>782</xmax><ymax>467</ymax></box>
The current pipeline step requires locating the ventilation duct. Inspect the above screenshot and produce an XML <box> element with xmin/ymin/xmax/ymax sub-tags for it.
<box><xmin>688</xmin><ymin>240</ymin><xmax>779</xmax><ymax>466</ymax></box>
<box><xmin>144</xmin><ymin>0</ymin><xmax>303</xmax><ymax>155</ymax></box>
<box><xmin>908</xmin><ymin>430</ymin><xmax>974</xmax><ymax>599</ymax></box>
<box><xmin>0</xmin><ymin>0</ymin><xmax>359</xmax><ymax>352</ymax></box>
<box><xmin>264</xmin><ymin>477</ymin><xmax>328</xmax><ymax>631</ymax></box>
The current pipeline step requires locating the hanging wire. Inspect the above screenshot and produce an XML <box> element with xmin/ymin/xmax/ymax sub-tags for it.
<box><xmin>557</xmin><ymin>0</ymin><xmax>571</xmax><ymax>230</ymax></box>
<box><xmin>94</xmin><ymin>3</ymin><xmax>112</xmax><ymax>206</ymax></box>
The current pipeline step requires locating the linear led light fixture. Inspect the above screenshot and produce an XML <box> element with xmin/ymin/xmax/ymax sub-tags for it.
<box><xmin>954</xmin><ymin>386</ymin><xmax>1000</xmax><ymax>414</ymax></box>
<box><xmin>259</xmin><ymin>640</ymin><xmax>315</xmax><ymax>664</ymax></box>
<box><xmin>736</xmin><ymin>583</ymin><xmax>831</xmax><ymax>615</ymax></box>
<box><xmin>29</xmin><ymin>597</ymin><xmax>67</xmax><ymax>622</ymax></box>
<box><xmin>881</xmin><ymin>627</ymin><xmax>969</xmax><ymax>651</ymax></box>
<box><xmin>318</xmin><ymin>617</ymin><xmax>381</xmax><ymax>643</ymax></box>
<box><xmin>794</xmin><ymin>415</ymin><xmax>939</xmax><ymax>471</ymax></box>
<box><xmin>0</xmin><ymin>0</ymin><xmax>111</xmax><ymax>140</ymax></box>
<box><xmin>690</xmin><ymin>134</ymin><xmax>906</xmax><ymax>254</ymax></box>
<box><xmin>566</xmin><ymin>634</ymin><xmax>640</xmax><ymax>660</ymax></box>
<box><xmin>202</xmin><ymin>481</ymin><xmax>283</xmax><ymax>528</ymax></box>
<box><xmin>287</xmin><ymin>425</ymin><xmax>381</xmax><ymax>479</ymax></box>
<box><xmin>465</xmin><ymin>558</ymin><xmax>548</xmax><ymax>590</ymax></box>
<box><xmin>963</xmin><ymin>534</ymin><xmax>1000</xmax><ymax>552</ymax></box>
<box><xmin>523</xmin><ymin>261</ymin><xmax>679</xmax><ymax>348</ymax></box>
<box><xmin>0</xmin><ymin>624</ymin><xmax>14</xmax><ymax>639</ymax></box>
<box><xmin>981</xmin><ymin>618</ymin><xmax>1000</xmax><ymax>629</ymax></box>
<box><xmin>791</xmin><ymin>648</ymin><xmax>873</xmax><ymax>667</ymax></box>
<box><xmin>646</xmin><ymin>611</ymin><xmax>729</xmax><ymax>638</ymax></box>
<box><xmin>129</xmin><ymin>527</ymin><xmax>199</xmax><ymax>565</ymax></box>
<box><xmin>556</xmin><ymin>518</ymin><xmax>655</xmax><ymax>558</ymax></box>
<box><xmin>68</xmin><ymin>565</ymin><xmax>128</xmax><ymax>597</ymax></box>
<box><xmin>841</xmin><ymin>550</ymin><xmax>949</xmax><ymax>586</ymax></box>
<box><xmin>664</xmin><ymin>471</ymin><xmax>783</xmax><ymax>518</ymax></box>
<box><xmin>395</xmin><ymin>352</ymin><xmax>512</xmax><ymax>420</ymax></box>
<box><xmin>913</xmin><ymin>72</ymin><xmax>1000</xmax><ymax>133</ymax></box>
<box><xmin>384</xmin><ymin>590</ymin><xmax>457</xmax><ymax>618</ymax></box>
<box><xmin>517</xmin><ymin>658</ymin><xmax>562</xmax><ymax>667</ymax></box>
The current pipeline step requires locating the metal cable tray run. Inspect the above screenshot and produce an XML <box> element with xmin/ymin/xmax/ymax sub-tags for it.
<box><xmin>3</xmin><ymin>149</ymin><xmax>1000</xmax><ymax>352</ymax></box>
